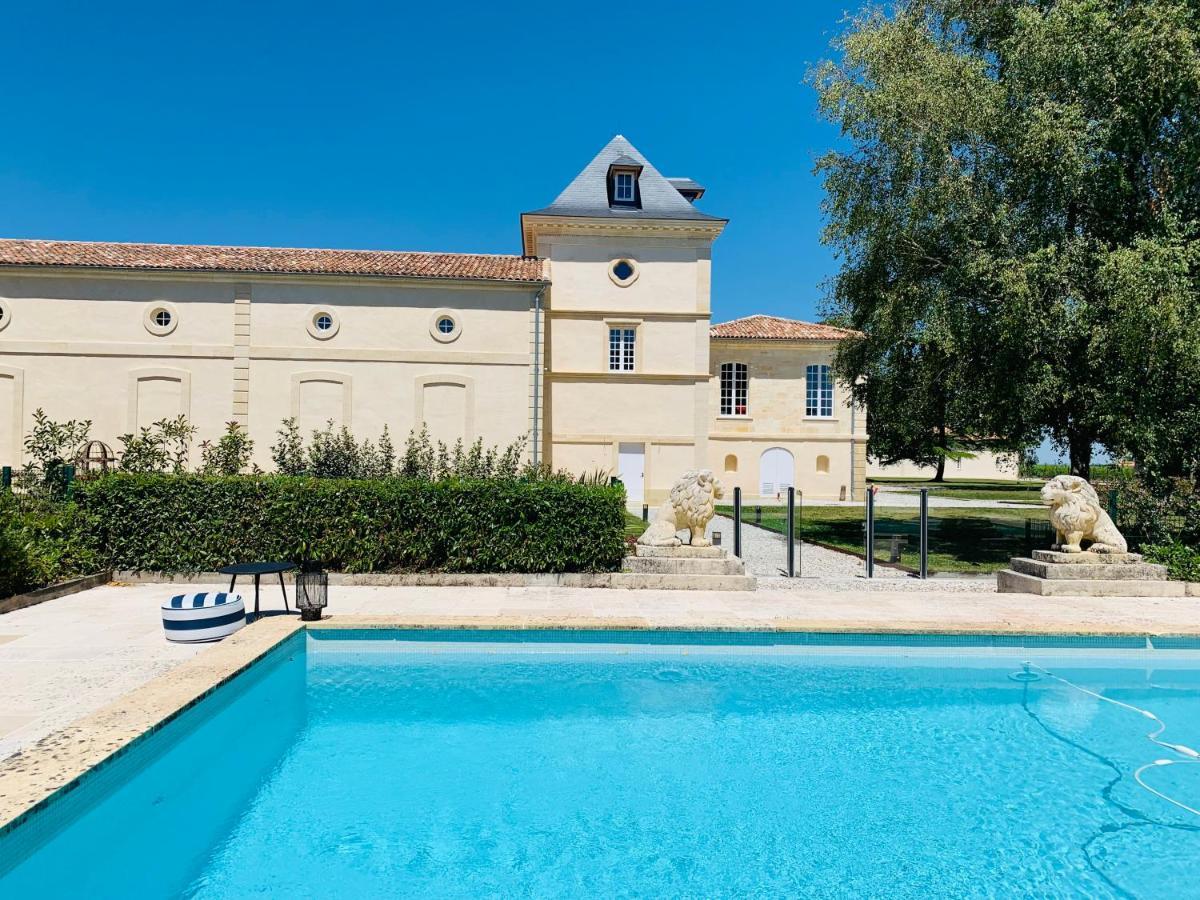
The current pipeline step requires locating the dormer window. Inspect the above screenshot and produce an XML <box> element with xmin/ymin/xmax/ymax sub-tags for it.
<box><xmin>607</xmin><ymin>156</ymin><xmax>643</xmax><ymax>208</ymax></box>
<box><xmin>614</xmin><ymin>171</ymin><xmax>635</xmax><ymax>203</ymax></box>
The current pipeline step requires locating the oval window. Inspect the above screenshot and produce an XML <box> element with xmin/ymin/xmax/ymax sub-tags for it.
<box><xmin>613</xmin><ymin>260</ymin><xmax>634</xmax><ymax>281</ymax></box>
<box><xmin>437</xmin><ymin>316</ymin><xmax>456</xmax><ymax>334</ymax></box>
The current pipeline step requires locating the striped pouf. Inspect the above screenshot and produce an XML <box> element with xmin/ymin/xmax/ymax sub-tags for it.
<box><xmin>161</xmin><ymin>592</ymin><xmax>246</xmax><ymax>643</ymax></box>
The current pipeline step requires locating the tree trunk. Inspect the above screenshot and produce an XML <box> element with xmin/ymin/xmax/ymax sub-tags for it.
<box><xmin>933</xmin><ymin>422</ymin><xmax>948</xmax><ymax>482</ymax></box>
<box><xmin>1068</xmin><ymin>431</ymin><xmax>1092</xmax><ymax>481</ymax></box>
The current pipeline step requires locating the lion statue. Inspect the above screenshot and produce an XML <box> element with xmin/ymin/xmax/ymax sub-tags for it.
<box><xmin>1040</xmin><ymin>474</ymin><xmax>1127</xmax><ymax>554</ymax></box>
<box><xmin>637</xmin><ymin>470</ymin><xmax>725</xmax><ymax>547</ymax></box>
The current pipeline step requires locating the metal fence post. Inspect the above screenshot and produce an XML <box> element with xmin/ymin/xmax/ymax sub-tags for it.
<box><xmin>733</xmin><ymin>486</ymin><xmax>742</xmax><ymax>559</ymax></box>
<box><xmin>641</xmin><ymin>504</ymin><xmax>649</xmax><ymax>522</ymax></box>
<box><xmin>1</xmin><ymin>466</ymin><xmax>10</xmax><ymax>492</ymax></box>
<box><xmin>786</xmin><ymin>487</ymin><xmax>796</xmax><ymax>577</ymax></box>
<box><xmin>755</xmin><ymin>505</ymin><xmax>762</xmax><ymax>525</ymax></box>
<box><xmin>797</xmin><ymin>490</ymin><xmax>803</xmax><ymax>577</ymax></box>
<box><xmin>1108</xmin><ymin>488</ymin><xmax>1119</xmax><ymax>524</ymax></box>
<box><xmin>63</xmin><ymin>464</ymin><xmax>76</xmax><ymax>500</ymax></box>
<box><xmin>865</xmin><ymin>486</ymin><xmax>875</xmax><ymax>578</ymax></box>
<box><xmin>919</xmin><ymin>488</ymin><xmax>929</xmax><ymax>579</ymax></box>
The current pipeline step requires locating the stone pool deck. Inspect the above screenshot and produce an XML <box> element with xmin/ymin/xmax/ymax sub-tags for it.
<box><xmin>3</xmin><ymin>580</ymin><xmax>1200</xmax><ymax>767</ymax></box>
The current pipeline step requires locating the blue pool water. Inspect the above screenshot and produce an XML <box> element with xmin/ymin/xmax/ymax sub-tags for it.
<box><xmin>3</xmin><ymin>630</ymin><xmax>1200</xmax><ymax>898</ymax></box>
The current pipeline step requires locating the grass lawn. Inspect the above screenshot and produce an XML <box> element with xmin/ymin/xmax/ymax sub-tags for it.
<box><xmin>624</xmin><ymin>512</ymin><xmax>649</xmax><ymax>540</ymax></box>
<box><xmin>718</xmin><ymin>503</ymin><xmax>1052</xmax><ymax>575</ymax></box>
<box><xmin>868</xmin><ymin>477</ymin><xmax>1046</xmax><ymax>504</ymax></box>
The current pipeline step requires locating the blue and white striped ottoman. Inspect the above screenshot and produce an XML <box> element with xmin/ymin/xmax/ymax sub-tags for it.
<box><xmin>161</xmin><ymin>592</ymin><xmax>246</xmax><ymax>643</ymax></box>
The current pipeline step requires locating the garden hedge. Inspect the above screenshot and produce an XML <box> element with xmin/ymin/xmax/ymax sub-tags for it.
<box><xmin>74</xmin><ymin>474</ymin><xmax>626</xmax><ymax>574</ymax></box>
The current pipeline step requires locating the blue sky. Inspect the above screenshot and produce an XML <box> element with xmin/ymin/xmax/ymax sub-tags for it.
<box><xmin>1</xmin><ymin>1</ymin><xmax>1077</xmax><ymax>462</ymax></box>
<box><xmin>0</xmin><ymin>0</ymin><xmax>848</xmax><ymax>325</ymax></box>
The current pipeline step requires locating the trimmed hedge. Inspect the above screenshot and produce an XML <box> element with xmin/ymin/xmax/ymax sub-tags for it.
<box><xmin>74</xmin><ymin>474</ymin><xmax>626</xmax><ymax>574</ymax></box>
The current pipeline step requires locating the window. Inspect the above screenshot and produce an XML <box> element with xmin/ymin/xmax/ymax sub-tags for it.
<box><xmin>719</xmin><ymin>362</ymin><xmax>748</xmax><ymax>416</ymax></box>
<box><xmin>144</xmin><ymin>303</ymin><xmax>178</xmax><ymax>336</ymax></box>
<box><xmin>614</xmin><ymin>171</ymin><xmax>635</xmax><ymax>202</ymax></box>
<box><xmin>429</xmin><ymin>308</ymin><xmax>461</xmax><ymax>342</ymax></box>
<box><xmin>0</xmin><ymin>298</ymin><xmax>10</xmax><ymax>332</ymax></box>
<box><xmin>306</xmin><ymin>307</ymin><xmax>340</xmax><ymax>339</ymax></box>
<box><xmin>609</xmin><ymin>258</ymin><xmax>639</xmax><ymax>287</ymax></box>
<box><xmin>608</xmin><ymin>327</ymin><xmax>635</xmax><ymax>371</ymax></box>
<box><xmin>806</xmin><ymin>364</ymin><xmax>834</xmax><ymax>417</ymax></box>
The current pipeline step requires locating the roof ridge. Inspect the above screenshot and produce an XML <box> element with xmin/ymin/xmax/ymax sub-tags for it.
<box><xmin>0</xmin><ymin>237</ymin><xmax>536</xmax><ymax>261</ymax></box>
<box><xmin>710</xmin><ymin>314</ymin><xmax>860</xmax><ymax>341</ymax></box>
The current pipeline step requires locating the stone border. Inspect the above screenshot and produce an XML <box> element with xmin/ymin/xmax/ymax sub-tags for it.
<box><xmin>6</xmin><ymin>613</ymin><xmax>1200</xmax><ymax>843</ymax></box>
<box><xmin>0</xmin><ymin>572</ymin><xmax>112</xmax><ymax>616</ymax></box>
<box><xmin>113</xmin><ymin>570</ymin><xmax>752</xmax><ymax>590</ymax></box>
<box><xmin>0</xmin><ymin>616</ymin><xmax>303</xmax><ymax>837</ymax></box>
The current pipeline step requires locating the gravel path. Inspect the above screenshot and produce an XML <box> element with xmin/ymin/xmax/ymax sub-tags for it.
<box><xmin>705</xmin><ymin>515</ymin><xmax>998</xmax><ymax>593</ymax></box>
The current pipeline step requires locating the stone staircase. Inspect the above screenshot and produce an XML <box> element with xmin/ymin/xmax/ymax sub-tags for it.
<box><xmin>998</xmin><ymin>549</ymin><xmax>1188</xmax><ymax>597</ymax></box>
<box><xmin>615</xmin><ymin>545</ymin><xmax>757</xmax><ymax>591</ymax></box>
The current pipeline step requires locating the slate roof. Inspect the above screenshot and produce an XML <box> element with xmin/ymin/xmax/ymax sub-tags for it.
<box><xmin>522</xmin><ymin>135</ymin><xmax>725</xmax><ymax>223</ymax></box>
<box><xmin>709</xmin><ymin>314</ymin><xmax>859</xmax><ymax>341</ymax></box>
<box><xmin>0</xmin><ymin>238</ymin><xmax>546</xmax><ymax>283</ymax></box>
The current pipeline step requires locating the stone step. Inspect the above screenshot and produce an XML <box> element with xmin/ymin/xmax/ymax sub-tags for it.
<box><xmin>602</xmin><ymin>573</ymin><xmax>758</xmax><ymax>591</ymax></box>
<box><xmin>635</xmin><ymin>545</ymin><xmax>725</xmax><ymax>559</ymax></box>
<box><xmin>1010</xmin><ymin>557</ymin><xmax>1168</xmax><ymax>581</ymax></box>
<box><xmin>622</xmin><ymin>556</ymin><xmax>746</xmax><ymax>576</ymax></box>
<box><xmin>997</xmin><ymin>569</ymin><xmax>1186</xmax><ymax>597</ymax></box>
<box><xmin>1031</xmin><ymin>549</ymin><xmax>1144</xmax><ymax>565</ymax></box>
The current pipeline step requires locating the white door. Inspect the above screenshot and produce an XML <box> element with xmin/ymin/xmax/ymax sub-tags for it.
<box><xmin>759</xmin><ymin>447</ymin><xmax>794</xmax><ymax>497</ymax></box>
<box><xmin>618</xmin><ymin>442</ymin><xmax>645</xmax><ymax>502</ymax></box>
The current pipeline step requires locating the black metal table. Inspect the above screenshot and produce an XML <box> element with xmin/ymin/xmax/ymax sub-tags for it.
<box><xmin>217</xmin><ymin>561</ymin><xmax>296</xmax><ymax>616</ymax></box>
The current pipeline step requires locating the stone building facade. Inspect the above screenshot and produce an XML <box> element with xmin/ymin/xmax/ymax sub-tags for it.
<box><xmin>0</xmin><ymin>136</ymin><xmax>876</xmax><ymax>502</ymax></box>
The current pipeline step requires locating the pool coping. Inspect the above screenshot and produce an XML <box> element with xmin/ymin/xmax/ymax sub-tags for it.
<box><xmin>6</xmin><ymin>613</ymin><xmax>1200</xmax><ymax>839</ymax></box>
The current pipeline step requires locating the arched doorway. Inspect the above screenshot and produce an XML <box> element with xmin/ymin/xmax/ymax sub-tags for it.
<box><xmin>759</xmin><ymin>447</ymin><xmax>794</xmax><ymax>497</ymax></box>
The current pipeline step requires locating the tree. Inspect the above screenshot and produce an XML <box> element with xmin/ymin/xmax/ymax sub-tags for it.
<box><xmin>813</xmin><ymin>0</ymin><xmax>1200</xmax><ymax>480</ymax></box>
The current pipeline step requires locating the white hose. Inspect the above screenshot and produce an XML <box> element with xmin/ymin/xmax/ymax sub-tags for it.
<box><xmin>1024</xmin><ymin>661</ymin><xmax>1200</xmax><ymax>817</ymax></box>
<box><xmin>1134</xmin><ymin>760</ymin><xmax>1200</xmax><ymax>817</ymax></box>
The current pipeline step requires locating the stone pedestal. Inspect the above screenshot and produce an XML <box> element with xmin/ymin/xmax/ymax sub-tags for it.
<box><xmin>618</xmin><ymin>544</ymin><xmax>756</xmax><ymax>591</ymax></box>
<box><xmin>998</xmin><ymin>549</ymin><xmax>1185</xmax><ymax>597</ymax></box>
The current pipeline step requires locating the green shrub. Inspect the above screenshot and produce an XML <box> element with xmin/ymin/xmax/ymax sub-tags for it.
<box><xmin>74</xmin><ymin>474</ymin><xmax>626</xmax><ymax>574</ymax></box>
<box><xmin>0</xmin><ymin>495</ymin><xmax>101</xmax><ymax>598</ymax></box>
<box><xmin>1142</xmin><ymin>542</ymin><xmax>1200</xmax><ymax>583</ymax></box>
<box><xmin>1103</xmin><ymin>470</ymin><xmax>1200</xmax><ymax>548</ymax></box>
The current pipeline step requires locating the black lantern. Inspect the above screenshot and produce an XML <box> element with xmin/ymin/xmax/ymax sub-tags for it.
<box><xmin>295</xmin><ymin>567</ymin><xmax>328</xmax><ymax>621</ymax></box>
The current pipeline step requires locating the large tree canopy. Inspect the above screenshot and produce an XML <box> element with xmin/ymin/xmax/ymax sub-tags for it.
<box><xmin>813</xmin><ymin>0</ymin><xmax>1200</xmax><ymax>480</ymax></box>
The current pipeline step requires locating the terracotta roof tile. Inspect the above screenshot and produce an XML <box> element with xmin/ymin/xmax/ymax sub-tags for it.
<box><xmin>0</xmin><ymin>238</ymin><xmax>546</xmax><ymax>284</ymax></box>
<box><xmin>709</xmin><ymin>314</ymin><xmax>859</xmax><ymax>341</ymax></box>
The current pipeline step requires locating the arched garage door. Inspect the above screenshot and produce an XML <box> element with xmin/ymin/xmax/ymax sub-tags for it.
<box><xmin>759</xmin><ymin>447</ymin><xmax>794</xmax><ymax>497</ymax></box>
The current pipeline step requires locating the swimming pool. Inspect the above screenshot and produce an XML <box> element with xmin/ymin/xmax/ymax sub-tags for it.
<box><xmin>3</xmin><ymin>629</ymin><xmax>1200</xmax><ymax>897</ymax></box>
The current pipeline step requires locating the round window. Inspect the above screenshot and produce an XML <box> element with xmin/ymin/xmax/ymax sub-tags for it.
<box><xmin>143</xmin><ymin>302</ymin><xmax>178</xmax><ymax>335</ymax></box>
<box><xmin>609</xmin><ymin>258</ymin><xmax>639</xmax><ymax>286</ymax></box>
<box><xmin>0</xmin><ymin>299</ymin><xmax>9</xmax><ymax>332</ymax></box>
<box><xmin>429</xmin><ymin>309</ymin><xmax>461</xmax><ymax>342</ymax></box>
<box><xmin>306</xmin><ymin>307</ymin><xmax>340</xmax><ymax>339</ymax></box>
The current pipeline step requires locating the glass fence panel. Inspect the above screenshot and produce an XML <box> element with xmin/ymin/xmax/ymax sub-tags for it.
<box><xmin>924</xmin><ymin>505</ymin><xmax>1053</xmax><ymax>575</ymax></box>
